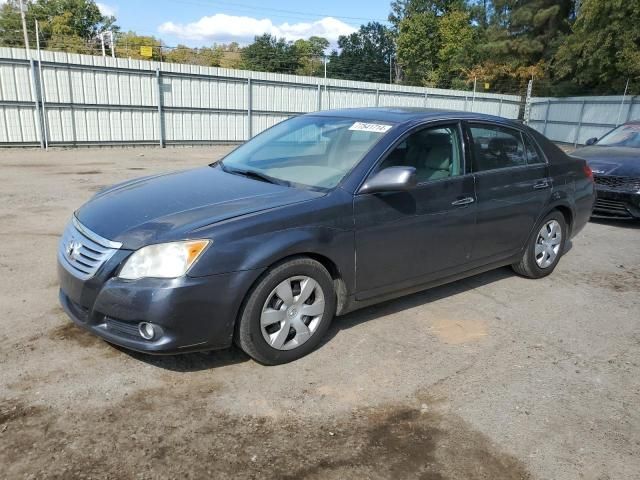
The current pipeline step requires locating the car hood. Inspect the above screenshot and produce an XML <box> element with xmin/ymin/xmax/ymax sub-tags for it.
<box><xmin>76</xmin><ymin>166</ymin><xmax>324</xmax><ymax>248</ymax></box>
<box><xmin>571</xmin><ymin>146</ymin><xmax>640</xmax><ymax>176</ymax></box>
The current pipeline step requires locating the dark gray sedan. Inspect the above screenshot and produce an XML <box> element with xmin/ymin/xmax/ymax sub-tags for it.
<box><xmin>58</xmin><ymin>108</ymin><xmax>595</xmax><ymax>364</ymax></box>
<box><xmin>572</xmin><ymin>122</ymin><xmax>640</xmax><ymax>219</ymax></box>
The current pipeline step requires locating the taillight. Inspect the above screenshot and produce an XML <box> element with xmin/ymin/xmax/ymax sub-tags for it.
<box><xmin>583</xmin><ymin>163</ymin><xmax>594</xmax><ymax>181</ymax></box>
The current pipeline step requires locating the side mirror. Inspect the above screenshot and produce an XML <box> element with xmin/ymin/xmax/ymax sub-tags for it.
<box><xmin>359</xmin><ymin>166</ymin><xmax>417</xmax><ymax>194</ymax></box>
<box><xmin>585</xmin><ymin>137</ymin><xmax>598</xmax><ymax>146</ymax></box>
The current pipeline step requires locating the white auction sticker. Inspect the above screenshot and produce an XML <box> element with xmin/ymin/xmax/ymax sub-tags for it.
<box><xmin>348</xmin><ymin>122</ymin><xmax>392</xmax><ymax>133</ymax></box>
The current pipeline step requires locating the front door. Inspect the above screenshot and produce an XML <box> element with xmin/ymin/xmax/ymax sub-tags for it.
<box><xmin>466</xmin><ymin>122</ymin><xmax>552</xmax><ymax>262</ymax></box>
<box><xmin>354</xmin><ymin>123</ymin><xmax>477</xmax><ymax>299</ymax></box>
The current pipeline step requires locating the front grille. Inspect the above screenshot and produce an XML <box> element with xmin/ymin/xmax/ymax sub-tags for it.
<box><xmin>58</xmin><ymin>216</ymin><xmax>122</xmax><ymax>280</ymax></box>
<box><xmin>593</xmin><ymin>175</ymin><xmax>640</xmax><ymax>192</ymax></box>
<box><xmin>593</xmin><ymin>198</ymin><xmax>632</xmax><ymax>217</ymax></box>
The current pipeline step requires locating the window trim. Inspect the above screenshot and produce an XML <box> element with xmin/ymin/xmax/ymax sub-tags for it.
<box><xmin>464</xmin><ymin>121</ymin><xmax>549</xmax><ymax>175</ymax></box>
<box><xmin>355</xmin><ymin>120</ymin><xmax>470</xmax><ymax>194</ymax></box>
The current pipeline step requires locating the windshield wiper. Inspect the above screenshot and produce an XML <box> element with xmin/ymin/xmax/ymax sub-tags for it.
<box><xmin>219</xmin><ymin>162</ymin><xmax>288</xmax><ymax>186</ymax></box>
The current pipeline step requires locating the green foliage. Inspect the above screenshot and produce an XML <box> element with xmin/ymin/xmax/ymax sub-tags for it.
<box><xmin>1</xmin><ymin>0</ymin><xmax>637</xmax><ymax>95</ymax></box>
<box><xmin>164</xmin><ymin>45</ymin><xmax>223</xmax><ymax>67</ymax></box>
<box><xmin>553</xmin><ymin>0</ymin><xmax>640</xmax><ymax>94</ymax></box>
<box><xmin>241</xmin><ymin>34</ymin><xmax>300</xmax><ymax>73</ymax></box>
<box><xmin>397</xmin><ymin>7</ymin><xmax>477</xmax><ymax>87</ymax></box>
<box><xmin>293</xmin><ymin>36</ymin><xmax>329</xmax><ymax>76</ymax></box>
<box><xmin>328</xmin><ymin>22</ymin><xmax>394</xmax><ymax>83</ymax></box>
<box><xmin>484</xmin><ymin>0</ymin><xmax>573</xmax><ymax>65</ymax></box>
<box><xmin>116</xmin><ymin>32</ymin><xmax>163</xmax><ymax>61</ymax></box>
<box><xmin>0</xmin><ymin>0</ymin><xmax>116</xmax><ymax>53</ymax></box>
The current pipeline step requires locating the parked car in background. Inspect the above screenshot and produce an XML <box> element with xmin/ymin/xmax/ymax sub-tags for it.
<box><xmin>58</xmin><ymin>108</ymin><xmax>595</xmax><ymax>365</ymax></box>
<box><xmin>571</xmin><ymin>121</ymin><xmax>640</xmax><ymax>219</ymax></box>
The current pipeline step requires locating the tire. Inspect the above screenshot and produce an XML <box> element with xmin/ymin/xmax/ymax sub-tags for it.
<box><xmin>235</xmin><ymin>257</ymin><xmax>336</xmax><ymax>365</ymax></box>
<box><xmin>512</xmin><ymin>211</ymin><xmax>567</xmax><ymax>279</ymax></box>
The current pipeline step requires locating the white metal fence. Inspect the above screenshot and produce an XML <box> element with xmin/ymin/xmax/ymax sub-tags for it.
<box><xmin>0</xmin><ymin>47</ymin><xmax>521</xmax><ymax>147</ymax></box>
<box><xmin>4</xmin><ymin>47</ymin><xmax>635</xmax><ymax>149</ymax></box>
<box><xmin>528</xmin><ymin>95</ymin><xmax>640</xmax><ymax>146</ymax></box>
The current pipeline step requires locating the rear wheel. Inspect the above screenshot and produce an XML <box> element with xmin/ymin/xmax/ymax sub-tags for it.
<box><xmin>512</xmin><ymin>211</ymin><xmax>567</xmax><ymax>279</ymax></box>
<box><xmin>235</xmin><ymin>257</ymin><xmax>336</xmax><ymax>365</ymax></box>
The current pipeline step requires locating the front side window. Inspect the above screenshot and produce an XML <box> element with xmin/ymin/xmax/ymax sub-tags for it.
<box><xmin>379</xmin><ymin>125</ymin><xmax>463</xmax><ymax>183</ymax></box>
<box><xmin>219</xmin><ymin>116</ymin><xmax>393</xmax><ymax>190</ymax></box>
<box><xmin>469</xmin><ymin>125</ymin><xmax>527</xmax><ymax>172</ymax></box>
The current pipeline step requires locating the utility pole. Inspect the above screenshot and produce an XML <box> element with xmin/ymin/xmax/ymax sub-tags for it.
<box><xmin>100</xmin><ymin>33</ymin><xmax>106</xmax><ymax>57</ymax></box>
<box><xmin>18</xmin><ymin>0</ymin><xmax>30</xmax><ymax>55</ymax></box>
<box><xmin>471</xmin><ymin>77</ymin><xmax>477</xmax><ymax>111</ymax></box>
<box><xmin>615</xmin><ymin>78</ymin><xmax>630</xmax><ymax>127</ymax></box>
<box><xmin>324</xmin><ymin>56</ymin><xmax>327</xmax><ymax>79</ymax></box>
<box><xmin>35</xmin><ymin>19</ymin><xmax>48</xmax><ymax>149</ymax></box>
<box><xmin>110</xmin><ymin>31</ymin><xmax>115</xmax><ymax>58</ymax></box>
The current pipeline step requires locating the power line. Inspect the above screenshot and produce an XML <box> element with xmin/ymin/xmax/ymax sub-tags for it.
<box><xmin>175</xmin><ymin>0</ymin><xmax>389</xmax><ymax>24</ymax></box>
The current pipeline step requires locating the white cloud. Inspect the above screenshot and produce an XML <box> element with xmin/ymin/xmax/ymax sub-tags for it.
<box><xmin>96</xmin><ymin>2</ymin><xmax>117</xmax><ymax>17</ymax></box>
<box><xmin>158</xmin><ymin>14</ymin><xmax>356</xmax><ymax>45</ymax></box>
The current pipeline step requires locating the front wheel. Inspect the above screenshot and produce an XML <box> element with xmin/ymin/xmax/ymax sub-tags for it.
<box><xmin>512</xmin><ymin>211</ymin><xmax>567</xmax><ymax>279</ymax></box>
<box><xmin>235</xmin><ymin>257</ymin><xmax>336</xmax><ymax>365</ymax></box>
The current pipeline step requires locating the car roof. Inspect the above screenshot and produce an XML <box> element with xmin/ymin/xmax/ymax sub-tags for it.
<box><xmin>309</xmin><ymin>107</ymin><xmax>521</xmax><ymax>127</ymax></box>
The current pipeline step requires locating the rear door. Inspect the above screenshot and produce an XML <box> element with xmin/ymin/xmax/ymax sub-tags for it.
<box><xmin>466</xmin><ymin>122</ymin><xmax>551</xmax><ymax>262</ymax></box>
<box><xmin>354</xmin><ymin>122</ymin><xmax>477</xmax><ymax>299</ymax></box>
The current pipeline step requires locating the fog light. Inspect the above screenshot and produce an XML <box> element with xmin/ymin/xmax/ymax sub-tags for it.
<box><xmin>138</xmin><ymin>322</ymin><xmax>156</xmax><ymax>340</ymax></box>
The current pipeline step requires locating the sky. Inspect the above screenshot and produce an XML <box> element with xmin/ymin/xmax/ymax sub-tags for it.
<box><xmin>94</xmin><ymin>0</ymin><xmax>392</xmax><ymax>48</ymax></box>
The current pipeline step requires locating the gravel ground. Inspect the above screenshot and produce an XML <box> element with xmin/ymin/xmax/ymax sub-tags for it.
<box><xmin>0</xmin><ymin>146</ymin><xmax>639</xmax><ymax>480</ymax></box>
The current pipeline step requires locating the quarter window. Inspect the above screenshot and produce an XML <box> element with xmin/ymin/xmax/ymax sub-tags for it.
<box><xmin>469</xmin><ymin>125</ymin><xmax>526</xmax><ymax>172</ymax></box>
<box><xmin>379</xmin><ymin>125</ymin><xmax>463</xmax><ymax>183</ymax></box>
<box><xmin>522</xmin><ymin>134</ymin><xmax>544</xmax><ymax>164</ymax></box>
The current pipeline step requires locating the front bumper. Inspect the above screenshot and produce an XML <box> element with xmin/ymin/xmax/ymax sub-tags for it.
<box><xmin>57</xmin><ymin>256</ymin><xmax>262</xmax><ymax>354</ymax></box>
<box><xmin>593</xmin><ymin>188</ymin><xmax>640</xmax><ymax>219</ymax></box>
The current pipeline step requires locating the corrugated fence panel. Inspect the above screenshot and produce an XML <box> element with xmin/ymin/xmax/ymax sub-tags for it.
<box><xmin>529</xmin><ymin>95</ymin><xmax>640</xmax><ymax>145</ymax></box>
<box><xmin>1</xmin><ymin>47</ymin><xmax>523</xmax><ymax>147</ymax></box>
<box><xmin>252</xmin><ymin>82</ymin><xmax>317</xmax><ymax>114</ymax></box>
<box><xmin>164</xmin><ymin>111</ymin><xmax>246</xmax><ymax>142</ymax></box>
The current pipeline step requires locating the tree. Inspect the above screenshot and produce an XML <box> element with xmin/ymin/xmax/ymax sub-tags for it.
<box><xmin>389</xmin><ymin>0</ymin><xmax>467</xmax><ymax>33</ymax></box>
<box><xmin>390</xmin><ymin>0</ymin><xmax>469</xmax><ymax>83</ymax></box>
<box><xmin>328</xmin><ymin>22</ymin><xmax>395</xmax><ymax>83</ymax></box>
<box><xmin>396</xmin><ymin>11</ymin><xmax>440</xmax><ymax>85</ymax></box>
<box><xmin>397</xmin><ymin>7</ymin><xmax>477</xmax><ymax>88</ymax></box>
<box><xmin>0</xmin><ymin>0</ymin><xmax>117</xmax><ymax>53</ymax></box>
<box><xmin>241</xmin><ymin>34</ymin><xmax>299</xmax><ymax>73</ymax></box>
<box><xmin>483</xmin><ymin>0</ymin><xmax>573</xmax><ymax>70</ymax></box>
<box><xmin>116</xmin><ymin>32</ymin><xmax>163</xmax><ymax>60</ymax></box>
<box><xmin>553</xmin><ymin>0</ymin><xmax>640</xmax><ymax>94</ymax></box>
<box><xmin>292</xmin><ymin>36</ymin><xmax>329</xmax><ymax>76</ymax></box>
<box><xmin>163</xmin><ymin>44</ymin><xmax>223</xmax><ymax>66</ymax></box>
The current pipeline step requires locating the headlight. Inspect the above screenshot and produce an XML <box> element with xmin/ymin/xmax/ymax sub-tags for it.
<box><xmin>118</xmin><ymin>240</ymin><xmax>211</xmax><ymax>280</ymax></box>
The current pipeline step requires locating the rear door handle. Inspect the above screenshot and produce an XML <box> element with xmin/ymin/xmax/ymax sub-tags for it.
<box><xmin>451</xmin><ymin>197</ymin><xmax>475</xmax><ymax>206</ymax></box>
<box><xmin>533</xmin><ymin>181</ymin><xmax>550</xmax><ymax>190</ymax></box>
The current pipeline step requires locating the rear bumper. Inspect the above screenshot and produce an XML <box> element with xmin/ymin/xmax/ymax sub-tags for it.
<box><xmin>58</xmin><ymin>257</ymin><xmax>263</xmax><ymax>354</ymax></box>
<box><xmin>593</xmin><ymin>188</ymin><xmax>640</xmax><ymax>219</ymax></box>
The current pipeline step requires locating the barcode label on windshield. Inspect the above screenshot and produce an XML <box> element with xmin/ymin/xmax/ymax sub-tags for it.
<box><xmin>349</xmin><ymin>122</ymin><xmax>392</xmax><ymax>133</ymax></box>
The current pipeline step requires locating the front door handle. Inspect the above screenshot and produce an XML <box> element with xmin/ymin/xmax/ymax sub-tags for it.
<box><xmin>451</xmin><ymin>197</ymin><xmax>475</xmax><ymax>206</ymax></box>
<box><xmin>533</xmin><ymin>181</ymin><xmax>550</xmax><ymax>190</ymax></box>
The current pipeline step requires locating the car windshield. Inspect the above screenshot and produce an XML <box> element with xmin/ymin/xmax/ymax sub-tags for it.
<box><xmin>217</xmin><ymin>115</ymin><xmax>393</xmax><ymax>190</ymax></box>
<box><xmin>596</xmin><ymin>124</ymin><xmax>640</xmax><ymax>148</ymax></box>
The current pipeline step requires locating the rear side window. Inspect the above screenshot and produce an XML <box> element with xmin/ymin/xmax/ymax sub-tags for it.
<box><xmin>469</xmin><ymin>125</ymin><xmax>526</xmax><ymax>172</ymax></box>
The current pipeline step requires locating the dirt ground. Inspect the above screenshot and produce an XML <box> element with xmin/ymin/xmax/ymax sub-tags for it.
<box><xmin>0</xmin><ymin>146</ymin><xmax>639</xmax><ymax>480</ymax></box>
